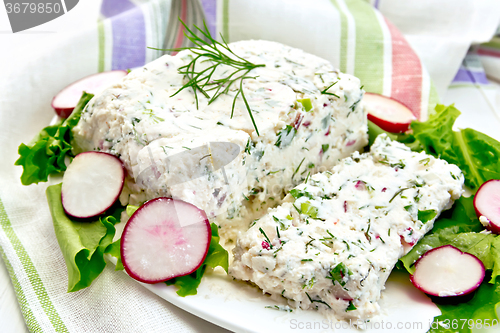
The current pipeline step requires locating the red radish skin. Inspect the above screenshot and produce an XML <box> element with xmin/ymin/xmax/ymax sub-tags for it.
<box><xmin>363</xmin><ymin>93</ymin><xmax>416</xmax><ymax>133</ymax></box>
<box><xmin>52</xmin><ymin>70</ymin><xmax>127</xmax><ymax>118</ymax></box>
<box><xmin>473</xmin><ymin>179</ymin><xmax>500</xmax><ymax>234</ymax></box>
<box><xmin>410</xmin><ymin>245</ymin><xmax>485</xmax><ymax>298</ymax></box>
<box><xmin>61</xmin><ymin>151</ymin><xmax>125</xmax><ymax>219</ymax></box>
<box><xmin>120</xmin><ymin>198</ymin><xmax>211</xmax><ymax>284</ymax></box>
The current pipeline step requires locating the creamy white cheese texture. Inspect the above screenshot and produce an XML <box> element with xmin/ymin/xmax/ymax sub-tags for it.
<box><xmin>230</xmin><ymin>135</ymin><xmax>464</xmax><ymax>320</ymax></box>
<box><xmin>73</xmin><ymin>40</ymin><xmax>367</xmax><ymax>240</ymax></box>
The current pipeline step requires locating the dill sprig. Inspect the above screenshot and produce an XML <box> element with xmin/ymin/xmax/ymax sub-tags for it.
<box><xmin>153</xmin><ymin>19</ymin><xmax>265</xmax><ymax>135</ymax></box>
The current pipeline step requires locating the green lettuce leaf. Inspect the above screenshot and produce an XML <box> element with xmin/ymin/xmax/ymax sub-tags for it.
<box><xmin>46</xmin><ymin>183</ymin><xmax>123</xmax><ymax>291</ymax></box>
<box><xmin>367</xmin><ymin>120</ymin><xmax>397</xmax><ymax>146</ymax></box>
<box><xmin>431</xmin><ymin>196</ymin><xmax>482</xmax><ymax>234</ymax></box>
<box><xmin>126</xmin><ymin>205</ymin><xmax>139</xmax><ymax>217</ymax></box>
<box><xmin>429</xmin><ymin>273</ymin><xmax>500</xmax><ymax>333</ymax></box>
<box><xmin>411</xmin><ymin>105</ymin><xmax>500</xmax><ymax>191</ymax></box>
<box><xmin>15</xmin><ymin>92</ymin><xmax>93</xmax><ymax>185</ymax></box>
<box><xmin>105</xmin><ymin>239</ymin><xmax>124</xmax><ymax>271</ymax></box>
<box><xmin>166</xmin><ymin>223</ymin><xmax>229</xmax><ymax>297</ymax></box>
<box><xmin>411</xmin><ymin>104</ymin><xmax>460</xmax><ymax>159</ymax></box>
<box><xmin>367</xmin><ymin>120</ymin><xmax>422</xmax><ymax>151</ymax></box>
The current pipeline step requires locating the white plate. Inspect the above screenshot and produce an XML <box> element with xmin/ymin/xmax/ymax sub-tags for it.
<box><xmin>130</xmin><ymin>269</ymin><xmax>440</xmax><ymax>333</ymax></box>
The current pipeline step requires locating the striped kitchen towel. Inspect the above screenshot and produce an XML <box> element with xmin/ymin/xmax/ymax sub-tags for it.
<box><xmin>96</xmin><ymin>0</ymin><xmax>439</xmax><ymax>120</ymax></box>
<box><xmin>1</xmin><ymin>1</ymin><xmax>496</xmax><ymax>332</ymax></box>
<box><xmin>478</xmin><ymin>27</ymin><xmax>500</xmax><ymax>83</ymax></box>
<box><xmin>451</xmin><ymin>50</ymin><xmax>490</xmax><ymax>87</ymax></box>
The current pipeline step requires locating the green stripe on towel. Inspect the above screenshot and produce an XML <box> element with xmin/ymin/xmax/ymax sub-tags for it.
<box><xmin>330</xmin><ymin>0</ymin><xmax>349</xmax><ymax>73</ymax></box>
<box><xmin>0</xmin><ymin>199</ymin><xmax>68</xmax><ymax>333</ymax></box>
<box><xmin>345</xmin><ymin>0</ymin><xmax>384</xmax><ymax>94</ymax></box>
<box><xmin>222</xmin><ymin>0</ymin><xmax>230</xmax><ymax>41</ymax></box>
<box><xmin>98</xmin><ymin>19</ymin><xmax>106</xmax><ymax>73</ymax></box>
<box><xmin>0</xmin><ymin>239</ymin><xmax>42</xmax><ymax>333</ymax></box>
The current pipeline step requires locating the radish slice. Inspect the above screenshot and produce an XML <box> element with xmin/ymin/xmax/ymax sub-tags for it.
<box><xmin>474</xmin><ymin>179</ymin><xmax>500</xmax><ymax>234</ymax></box>
<box><xmin>61</xmin><ymin>152</ymin><xmax>125</xmax><ymax>219</ymax></box>
<box><xmin>364</xmin><ymin>93</ymin><xmax>416</xmax><ymax>133</ymax></box>
<box><xmin>52</xmin><ymin>70</ymin><xmax>127</xmax><ymax>118</ymax></box>
<box><xmin>410</xmin><ymin>245</ymin><xmax>485</xmax><ymax>297</ymax></box>
<box><xmin>120</xmin><ymin>198</ymin><xmax>211</xmax><ymax>284</ymax></box>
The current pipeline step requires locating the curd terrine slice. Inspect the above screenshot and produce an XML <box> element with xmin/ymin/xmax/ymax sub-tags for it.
<box><xmin>230</xmin><ymin>134</ymin><xmax>464</xmax><ymax>320</ymax></box>
<box><xmin>72</xmin><ymin>40</ymin><xmax>368</xmax><ymax>240</ymax></box>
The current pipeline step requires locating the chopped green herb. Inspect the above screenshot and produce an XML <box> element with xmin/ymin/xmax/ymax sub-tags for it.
<box><xmin>346</xmin><ymin>301</ymin><xmax>357</xmax><ymax>311</ymax></box>
<box><xmin>305</xmin><ymin>292</ymin><xmax>331</xmax><ymax>309</ymax></box>
<box><xmin>419</xmin><ymin>157</ymin><xmax>431</xmax><ymax>165</ymax></box>
<box><xmin>292</xmin><ymin>203</ymin><xmax>302</xmax><ymax>214</ymax></box>
<box><xmin>305</xmin><ymin>236</ymin><xmax>315</xmax><ymax>252</ymax></box>
<box><xmin>265</xmin><ymin>305</ymin><xmax>292</xmax><ymax>312</ymax></box>
<box><xmin>275</xmin><ymin>125</ymin><xmax>296</xmax><ymax>148</ymax></box>
<box><xmin>418</xmin><ymin>209</ymin><xmax>437</xmax><ymax>223</ymax></box>
<box><xmin>303</xmin><ymin>277</ymin><xmax>315</xmax><ymax>289</ymax></box>
<box><xmin>259</xmin><ymin>228</ymin><xmax>273</xmax><ymax>249</ymax></box>
<box><xmin>389</xmin><ymin>188</ymin><xmax>409</xmax><ymax>203</ymax></box>
<box><xmin>301</xmin><ymin>202</ymin><xmax>318</xmax><ymax>219</ymax></box>
<box><xmin>245</xmin><ymin>139</ymin><xmax>252</xmax><ymax>155</ymax></box>
<box><xmin>327</xmin><ymin>263</ymin><xmax>352</xmax><ymax>287</ymax></box>
<box><xmin>292</xmin><ymin>158</ymin><xmax>306</xmax><ymax>179</ymax></box>
<box><xmin>273</xmin><ymin>215</ymin><xmax>287</xmax><ymax>231</ymax></box>
<box><xmin>297</xmin><ymin>98</ymin><xmax>313</xmax><ymax>111</ymax></box>
<box><xmin>321</xmin><ymin>82</ymin><xmax>340</xmax><ymax>98</ymax></box>
<box><xmin>290</xmin><ymin>189</ymin><xmax>314</xmax><ymax>200</ymax></box>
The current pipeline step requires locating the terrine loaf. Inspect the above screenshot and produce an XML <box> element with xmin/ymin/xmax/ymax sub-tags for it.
<box><xmin>72</xmin><ymin>40</ymin><xmax>368</xmax><ymax>240</ymax></box>
<box><xmin>230</xmin><ymin>134</ymin><xmax>464</xmax><ymax>320</ymax></box>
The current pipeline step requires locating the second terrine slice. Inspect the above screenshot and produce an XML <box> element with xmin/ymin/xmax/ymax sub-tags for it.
<box><xmin>230</xmin><ymin>134</ymin><xmax>464</xmax><ymax>320</ymax></box>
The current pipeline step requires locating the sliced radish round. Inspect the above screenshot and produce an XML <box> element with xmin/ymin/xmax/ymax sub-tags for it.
<box><xmin>364</xmin><ymin>93</ymin><xmax>416</xmax><ymax>133</ymax></box>
<box><xmin>61</xmin><ymin>152</ymin><xmax>125</xmax><ymax>219</ymax></box>
<box><xmin>474</xmin><ymin>179</ymin><xmax>500</xmax><ymax>234</ymax></box>
<box><xmin>52</xmin><ymin>70</ymin><xmax>127</xmax><ymax>118</ymax></box>
<box><xmin>120</xmin><ymin>198</ymin><xmax>211</xmax><ymax>284</ymax></box>
<box><xmin>410</xmin><ymin>245</ymin><xmax>485</xmax><ymax>298</ymax></box>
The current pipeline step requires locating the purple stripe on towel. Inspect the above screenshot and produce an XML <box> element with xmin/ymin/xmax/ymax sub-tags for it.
<box><xmin>452</xmin><ymin>68</ymin><xmax>489</xmax><ymax>85</ymax></box>
<box><xmin>101</xmin><ymin>0</ymin><xmax>136</xmax><ymax>18</ymax></box>
<box><xmin>200</xmin><ymin>0</ymin><xmax>217</xmax><ymax>36</ymax></box>
<box><xmin>101</xmin><ymin>0</ymin><xmax>146</xmax><ymax>70</ymax></box>
<box><xmin>373</xmin><ymin>0</ymin><xmax>380</xmax><ymax>9</ymax></box>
